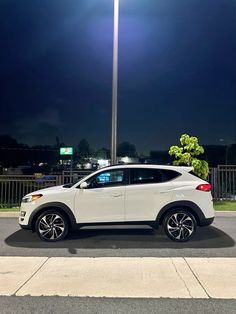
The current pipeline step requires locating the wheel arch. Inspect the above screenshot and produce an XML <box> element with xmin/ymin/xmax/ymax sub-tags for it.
<box><xmin>156</xmin><ymin>201</ymin><xmax>206</xmax><ymax>226</ymax></box>
<box><xmin>29</xmin><ymin>202</ymin><xmax>77</xmax><ymax>232</ymax></box>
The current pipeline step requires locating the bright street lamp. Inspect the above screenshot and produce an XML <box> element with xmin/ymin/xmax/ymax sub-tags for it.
<box><xmin>111</xmin><ymin>0</ymin><xmax>119</xmax><ymax>165</ymax></box>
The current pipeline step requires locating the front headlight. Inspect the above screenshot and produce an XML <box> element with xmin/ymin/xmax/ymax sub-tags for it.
<box><xmin>22</xmin><ymin>194</ymin><xmax>43</xmax><ymax>203</ymax></box>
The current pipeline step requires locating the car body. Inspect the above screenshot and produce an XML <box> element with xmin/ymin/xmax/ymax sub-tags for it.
<box><xmin>19</xmin><ymin>164</ymin><xmax>214</xmax><ymax>242</ymax></box>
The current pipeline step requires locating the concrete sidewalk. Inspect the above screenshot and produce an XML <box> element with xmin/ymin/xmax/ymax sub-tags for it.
<box><xmin>0</xmin><ymin>257</ymin><xmax>235</xmax><ymax>299</ymax></box>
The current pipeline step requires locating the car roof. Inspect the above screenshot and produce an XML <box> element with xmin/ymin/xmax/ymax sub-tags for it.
<box><xmin>100</xmin><ymin>164</ymin><xmax>193</xmax><ymax>172</ymax></box>
<box><xmin>72</xmin><ymin>164</ymin><xmax>194</xmax><ymax>188</ymax></box>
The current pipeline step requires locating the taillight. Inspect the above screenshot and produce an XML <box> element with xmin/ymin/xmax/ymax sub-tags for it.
<box><xmin>196</xmin><ymin>184</ymin><xmax>212</xmax><ymax>192</ymax></box>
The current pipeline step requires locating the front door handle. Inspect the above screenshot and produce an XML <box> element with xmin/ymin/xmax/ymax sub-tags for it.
<box><xmin>112</xmin><ymin>194</ymin><xmax>123</xmax><ymax>197</ymax></box>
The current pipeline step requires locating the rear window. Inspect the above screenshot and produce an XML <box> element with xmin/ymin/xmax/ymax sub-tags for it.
<box><xmin>189</xmin><ymin>170</ymin><xmax>202</xmax><ymax>179</ymax></box>
<box><xmin>161</xmin><ymin>169</ymin><xmax>181</xmax><ymax>181</ymax></box>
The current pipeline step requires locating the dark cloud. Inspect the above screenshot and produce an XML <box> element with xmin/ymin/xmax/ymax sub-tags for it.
<box><xmin>0</xmin><ymin>0</ymin><xmax>235</xmax><ymax>153</ymax></box>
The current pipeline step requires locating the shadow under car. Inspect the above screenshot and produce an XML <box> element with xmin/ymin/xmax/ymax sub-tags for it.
<box><xmin>5</xmin><ymin>225</ymin><xmax>235</xmax><ymax>250</ymax></box>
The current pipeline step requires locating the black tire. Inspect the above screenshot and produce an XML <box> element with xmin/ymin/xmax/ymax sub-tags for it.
<box><xmin>163</xmin><ymin>209</ymin><xmax>197</xmax><ymax>242</ymax></box>
<box><xmin>35</xmin><ymin>209</ymin><xmax>69</xmax><ymax>242</ymax></box>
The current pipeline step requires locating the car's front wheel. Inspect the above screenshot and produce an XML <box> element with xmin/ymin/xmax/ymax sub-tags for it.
<box><xmin>35</xmin><ymin>209</ymin><xmax>68</xmax><ymax>242</ymax></box>
<box><xmin>163</xmin><ymin>209</ymin><xmax>197</xmax><ymax>242</ymax></box>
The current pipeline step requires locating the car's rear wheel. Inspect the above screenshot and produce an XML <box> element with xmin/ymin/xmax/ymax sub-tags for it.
<box><xmin>163</xmin><ymin>209</ymin><xmax>197</xmax><ymax>242</ymax></box>
<box><xmin>35</xmin><ymin>209</ymin><xmax>68</xmax><ymax>242</ymax></box>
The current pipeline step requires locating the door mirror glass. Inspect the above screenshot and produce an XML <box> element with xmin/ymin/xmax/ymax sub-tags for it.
<box><xmin>80</xmin><ymin>181</ymin><xmax>88</xmax><ymax>189</ymax></box>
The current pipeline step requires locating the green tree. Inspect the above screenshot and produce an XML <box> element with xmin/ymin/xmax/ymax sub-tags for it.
<box><xmin>95</xmin><ymin>148</ymin><xmax>110</xmax><ymax>159</ymax></box>
<box><xmin>78</xmin><ymin>139</ymin><xmax>90</xmax><ymax>159</ymax></box>
<box><xmin>168</xmin><ymin>134</ymin><xmax>209</xmax><ymax>179</ymax></box>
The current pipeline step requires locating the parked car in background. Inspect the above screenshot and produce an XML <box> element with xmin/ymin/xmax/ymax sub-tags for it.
<box><xmin>35</xmin><ymin>175</ymin><xmax>57</xmax><ymax>184</ymax></box>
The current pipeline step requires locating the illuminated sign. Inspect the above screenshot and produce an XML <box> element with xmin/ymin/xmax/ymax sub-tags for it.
<box><xmin>60</xmin><ymin>147</ymin><xmax>73</xmax><ymax>155</ymax></box>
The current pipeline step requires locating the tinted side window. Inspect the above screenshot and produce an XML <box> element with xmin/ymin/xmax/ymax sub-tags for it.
<box><xmin>130</xmin><ymin>168</ymin><xmax>181</xmax><ymax>185</ymax></box>
<box><xmin>130</xmin><ymin>168</ymin><xmax>163</xmax><ymax>184</ymax></box>
<box><xmin>88</xmin><ymin>170</ymin><xmax>125</xmax><ymax>188</ymax></box>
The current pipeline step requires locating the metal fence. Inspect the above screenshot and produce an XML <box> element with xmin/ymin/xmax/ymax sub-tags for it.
<box><xmin>0</xmin><ymin>175</ymin><xmax>61</xmax><ymax>208</ymax></box>
<box><xmin>0</xmin><ymin>171</ymin><xmax>93</xmax><ymax>208</ymax></box>
<box><xmin>0</xmin><ymin>166</ymin><xmax>235</xmax><ymax>208</ymax></box>
<box><xmin>209</xmin><ymin>165</ymin><xmax>236</xmax><ymax>200</ymax></box>
<box><xmin>62</xmin><ymin>170</ymin><xmax>93</xmax><ymax>185</ymax></box>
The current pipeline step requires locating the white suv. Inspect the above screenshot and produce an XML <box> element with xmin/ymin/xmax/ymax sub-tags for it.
<box><xmin>19</xmin><ymin>165</ymin><xmax>214</xmax><ymax>242</ymax></box>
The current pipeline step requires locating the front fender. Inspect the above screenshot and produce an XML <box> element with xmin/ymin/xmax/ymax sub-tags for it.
<box><xmin>28</xmin><ymin>201</ymin><xmax>77</xmax><ymax>230</ymax></box>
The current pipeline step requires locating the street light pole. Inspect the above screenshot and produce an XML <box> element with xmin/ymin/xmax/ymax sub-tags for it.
<box><xmin>111</xmin><ymin>0</ymin><xmax>119</xmax><ymax>165</ymax></box>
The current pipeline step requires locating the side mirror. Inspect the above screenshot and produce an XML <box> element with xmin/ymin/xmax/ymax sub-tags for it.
<box><xmin>80</xmin><ymin>182</ymin><xmax>88</xmax><ymax>189</ymax></box>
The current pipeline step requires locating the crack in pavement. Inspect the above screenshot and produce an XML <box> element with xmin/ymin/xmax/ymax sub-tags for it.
<box><xmin>13</xmin><ymin>257</ymin><xmax>50</xmax><ymax>296</ymax></box>
<box><xmin>183</xmin><ymin>257</ymin><xmax>211</xmax><ymax>299</ymax></box>
<box><xmin>171</xmin><ymin>258</ymin><xmax>193</xmax><ymax>298</ymax></box>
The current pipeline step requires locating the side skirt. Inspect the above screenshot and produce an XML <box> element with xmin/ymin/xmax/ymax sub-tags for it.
<box><xmin>75</xmin><ymin>220</ymin><xmax>159</xmax><ymax>230</ymax></box>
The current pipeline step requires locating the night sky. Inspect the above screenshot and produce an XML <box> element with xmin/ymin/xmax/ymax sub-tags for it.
<box><xmin>0</xmin><ymin>0</ymin><xmax>235</xmax><ymax>154</ymax></box>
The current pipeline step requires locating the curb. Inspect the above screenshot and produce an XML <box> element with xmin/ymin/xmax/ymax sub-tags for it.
<box><xmin>0</xmin><ymin>212</ymin><xmax>19</xmax><ymax>217</ymax></box>
<box><xmin>215</xmin><ymin>211</ymin><xmax>236</xmax><ymax>216</ymax></box>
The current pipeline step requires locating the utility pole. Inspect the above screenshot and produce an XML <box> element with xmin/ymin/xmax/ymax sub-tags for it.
<box><xmin>111</xmin><ymin>0</ymin><xmax>119</xmax><ymax>165</ymax></box>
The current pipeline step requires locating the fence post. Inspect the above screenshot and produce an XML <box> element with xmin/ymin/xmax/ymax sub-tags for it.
<box><xmin>212</xmin><ymin>168</ymin><xmax>218</xmax><ymax>200</ymax></box>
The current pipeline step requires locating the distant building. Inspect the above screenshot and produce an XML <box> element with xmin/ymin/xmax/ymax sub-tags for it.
<box><xmin>118</xmin><ymin>157</ymin><xmax>139</xmax><ymax>164</ymax></box>
<box><xmin>3</xmin><ymin>165</ymin><xmax>31</xmax><ymax>175</ymax></box>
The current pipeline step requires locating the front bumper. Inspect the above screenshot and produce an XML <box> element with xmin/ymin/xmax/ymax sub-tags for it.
<box><xmin>199</xmin><ymin>216</ymin><xmax>214</xmax><ymax>226</ymax></box>
<box><xmin>19</xmin><ymin>223</ymin><xmax>31</xmax><ymax>230</ymax></box>
<box><xmin>18</xmin><ymin>202</ymin><xmax>37</xmax><ymax>229</ymax></box>
<box><xmin>19</xmin><ymin>214</ymin><xmax>31</xmax><ymax>229</ymax></box>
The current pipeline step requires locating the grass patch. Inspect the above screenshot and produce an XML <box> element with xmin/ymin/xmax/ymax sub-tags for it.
<box><xmin>0</xmin><ymin>207</ymin><xmax>20</xmax><ymax>212</ymax></box>
<box><xmin>214</xmin><ymin>201</ymin><xmax>236</xmax><ymax>211</ymax></box>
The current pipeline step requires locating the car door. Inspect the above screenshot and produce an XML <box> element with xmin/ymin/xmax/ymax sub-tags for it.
<box><xmin>74</xmin><ymin>168</ymin><xmax>127</xmax><ymax>223</ymax></box>
<box><xmin>125</xmin><ymin>168</ymin><xmax>175</xmax><ymax>221</ymax></box>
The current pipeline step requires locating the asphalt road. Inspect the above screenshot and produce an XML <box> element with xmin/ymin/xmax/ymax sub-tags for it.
<box><xmin>1</xmin><ymin>213</ymin><xmax>236</xmax><ymax>257</ymax></box>
<box><xmin>1</xmin><ymin>213</ymin><xmax>236</xmax><ymax>313</ymax></box>
<box><xmin>1</xmin><ymin>296</ymin><xmax>236</xmax><ymax>314</ymax></box>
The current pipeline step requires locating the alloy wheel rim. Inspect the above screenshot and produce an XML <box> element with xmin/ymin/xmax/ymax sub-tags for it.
<box><xmin>38</xmin><ymin>214</ymin><xmax>65</xmax><ymax>240</ymax></box>
<box><xmin>167</xmin><ymin>213</ymin><xmax>194</xmax><ymax>240</ymax></box>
